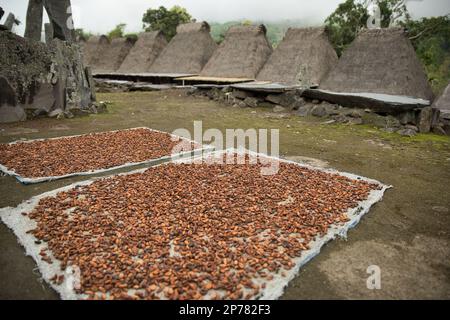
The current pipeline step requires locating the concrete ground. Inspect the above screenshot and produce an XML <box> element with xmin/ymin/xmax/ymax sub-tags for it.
<box><xmin>0</xmin><ymin>90</ymin><xmax>449</xmax><ymax>300</ymax></box>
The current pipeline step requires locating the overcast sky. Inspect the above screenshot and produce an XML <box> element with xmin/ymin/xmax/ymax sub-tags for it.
<box><xmin>2</xmin><ymin>0</ymin><xmax>450</xmax><ymax>36</ymax></box>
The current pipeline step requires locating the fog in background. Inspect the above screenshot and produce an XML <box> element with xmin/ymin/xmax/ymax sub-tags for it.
<box><xmin>2</xmin><ymin>0</ymin><xmax>450</xmax><ymax>36</ymax></box>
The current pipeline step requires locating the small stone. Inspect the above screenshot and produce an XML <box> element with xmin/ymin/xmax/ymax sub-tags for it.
<box><xmin>297</xmin><ymin>105</ymin><xmax>313</xmax><ymax>117</ymax></box>
<box><xmin>397</xmin><ymin>128</ymin><xmax>417</xmax><ymax>137</ymax></box>
<box><xmin>48</xmin><ymin>108</ymin><xmax>64</xmax><ymax>118</ymax></box>
<box><xmin>333</xmin><ymin>114</ymin><xmax>349</xmax><ymax>123</ymax></box>
<box><xmin>265</xmin><ymin>94</ymin><xmax>282</xmax><ymax>105</ymax></box>
<box><xmin>232</xmin><ymin>90</ymin><xmax>250</xmax><ymax>100</ymax></box>
<box><xmin>404</xmin><ymin>125</ymin><xmax>418</xmax><ymax>132</ymax></box>
<box><xmin>64</xmin><ymin>111</ymin><xmax>74</xmax><ymax>119</ymax></box>
<box><xmin>273</xmin><ymin>106</ymin><xmax>286</xmax><ymax>113</ymax></box>
<box><xmin>311</xmin><ymin>105</ymin><xmax>327</xmax><ymax>117</ymax></box>
<box><xmin>347</xmin><ymin>117</ymin><xmax>363</xmax><ymax>125</ymax></box>
<box><xmin>399</xmin><ymin>111</ymin><xmax>417</xmax><ymax>125</ymax></box>
<box><xmin>322</xmin><ymin>103</ymin><xmax>340</xmax><ymax>116</ymax></box>
<box><xmin>244</xmin><ymin>97</ymin><xmax>259</xmax><ymax>108</ymax></box>
<box><xmin>385</xmin><ymin>116</ymin><xmax>402</xmax><ymax>131</ymax></box>
<box><xmin>345</xmin><ymin>109</ymin><xmax>363</xmax><ymax>118</ymax></box>
<box><xmin>432</xmin><ymin>126</ymin><xmax>446</xmax><ymax>136</ymax></box>
<box><xmin>291</xmin><ymin>98</ymin><xmax>306</xmax><ymax>110</ymax></box>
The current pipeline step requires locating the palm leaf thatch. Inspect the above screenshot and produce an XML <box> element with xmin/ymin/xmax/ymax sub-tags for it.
<box><xmin>118</xmin><ymin>31</ymin><xmax>167</xmax><ymax>73</ymax></box>
<box><xmin>432</xmin><ymin>83</ymin><xmax>450</xmax><ymax>111</ymax></box>
<box><xmin>320</xmin><ymin>28</ymin><xmax>434</xmax><ymax>101</ymax></box>
<box><xmin>82</xmin><ymin>35</ymin><xmax>110</xmax><ymax>70</ymax></box>
<box><xmin>148</xmin><ymin>22</ymin><xmax>217</xmax><ymax>74</ymax></box>
<box><xmin>201</xmin><ymin>25</ymin><xmax>273</xmax><ymax>79</ymax></box>
<box><xmin>256</xmin><ymin>27</ymin><xmax>337</xmax><ymax>86</ymax></box>
<box><xmin>94</xmin><ymin>37</ymin><xmax>136</xmax><ymax>73</ymax></box>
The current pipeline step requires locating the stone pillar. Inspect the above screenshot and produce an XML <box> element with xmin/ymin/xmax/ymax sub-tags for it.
<box><xmin>24</xmin><ymin>0</ymin><xmax>44</xmax><ymax>41</ymax></box>
<box><xmin>43</xmin><ymin>0</ymin><xmax>75</xmax><ymax>42</ymax></box>
<box><xmin>84</xmin><ymin>67</ymin><xmax>96</xmax><ymax>102</ymax></box>
<box><xmin>4</xmin><ymin>13</ymin><xmax>16</xmax><ymax>31</ymax></box>
<box><xmin>418</xmin><ymin>107</ymin><xmax>433</xmax><ymax>133</ymax></box>
<box><xmin>45</xmin><ymin>23</ymin><xmax>54</xmax><ymax>44</ymax></box>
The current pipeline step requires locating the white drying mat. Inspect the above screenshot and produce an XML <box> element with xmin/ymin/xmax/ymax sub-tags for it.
<box><xmin>0</xmin><ymin>127</ymin><xmax>214</xmax><ymax>184</ymax></box>
<box><xmin>0</xmin><ymin>148</ymin><xmax>391</xmax><ymax>300</ymax></box>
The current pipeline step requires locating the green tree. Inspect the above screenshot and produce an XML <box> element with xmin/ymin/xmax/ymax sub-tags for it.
<box><xmin>325</xmin><ymin>0</ymin><xmax>410</xmax><ymax>56</ymax></box>
<box><xmin>403</xmin><ymin>15</ymin><xmax>450</xmax><ymax>93</ymax></box>
<box><xmin>142</xmin><ymin>6</ymin><xmax>192</xmax><ymax>41</ymax></box>
<box><xmin>108</xmin><ymin>23</ymin><xmax>126</xmax><ymax>40</ymax></box>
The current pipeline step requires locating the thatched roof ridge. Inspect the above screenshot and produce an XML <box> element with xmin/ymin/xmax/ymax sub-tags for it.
<box><xmin>200</xmin><ymin>24</ymin><xmax>273</xmax><ymax>79</ymax></box>
<box><xmin>94</xmin><ymin>37</ymin><xmax>136</xmax><ymax>73</ymax></box>
<box><xmin>227</xmin><ymin>24</ymin><xmax>267</xmax><ymax>35</ymax></box>
<box><xmin>118</xmin><ymin>31</ymin><xmax>167</xmax><ymax>73</ymax></box>
<box><xmin>432</xmin><ymin>83</ymin><xmax>450</xmax><ymax>111</ymax></box>
<box><xmin>176</xmin><ymin>21</ymin><xmax>210</xmax><ymax>33</ymax></box>
<box><xmin>256</xmin><ymin>27</ymin><xmax>338</xmax><ymax>86</ymax></box>
<box><xmin>82</xmin><ymin>35</ymin><xmax>110</xmax><ymax>68</ymax></box>
<box><xmin>320</xmin><ymin>27</ymin><xmax>434</xmax><ymax>101</ymax></box>
<box><xmin>148</xmin><ymin>21</ymin><xmax>217</xmax><ymax>74</ymax></box>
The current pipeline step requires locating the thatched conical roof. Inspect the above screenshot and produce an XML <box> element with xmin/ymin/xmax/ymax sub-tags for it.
<box><xmin>200</xmin><ymin>25</ymin><xmax>273</xmax><ymax>79</ymax></box>
<box><xmin>148</xmin><ymin>22</ymin><xmax>217</xmax><ymax>74</ymax></box>
<box><xmin>256</xmin><ymin>27</ymin><xmax>337</xmax><ymax>86</ymax></box>
<box><xmin>118</xmin><ymin>31</ymin><xmax>167</xmax><ymax>73</ymax></box>
<box><xmin>319</xmin><ymin>28</ymin><xmax>434</xmax><ymax>101</ymax></box>
<box><xmin>432</xmin><ymin>83</ymin><xmax>450</xmax><ymax>112</ymax></box>
<box><xmin>94</xmin><ymin>37</ymin><xmax>136</xmax><ymax>73</ymax></box>
<box><xmin>82</xmin><ymin>35</ymin><xmax>110</xmax><ymax>70</ymax></box>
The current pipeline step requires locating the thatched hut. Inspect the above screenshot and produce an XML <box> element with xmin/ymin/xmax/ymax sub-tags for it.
<box><xmin>94</xmin><ymin>37</ymin><xmax>136</xmax><ymax>73</ymax></box>
<box><xmin>319</xmin><ymin>28</ymin><xmax>434</xmax><ymax>101</ymax></box>
<box><xmin>148</xmin><ymin>22</ymin><xmax>217</xmax><ymax>74</ymax></box>
<box><xmin>256</xmin><ymin>27</ymin><xmax>337</xmax><ymax>86</ymax></box>
<box><xmin>200</xmin><ymin>25</ymin><xmax>272</xmax><ymax>79</ymax></box>
<box><xmin>82</xmin><ymin>35</ymin><xmax>109</xmax><ymax>70</ymax></box>
<box><xmin>118</xmin><ymin>31</ymin><xmax>167</xmax><ymax>73</ymax></box>
<box><xmin>432</xmin><ymin>83</ymin><xmax>450</xmax><ymax>112</ymax></box>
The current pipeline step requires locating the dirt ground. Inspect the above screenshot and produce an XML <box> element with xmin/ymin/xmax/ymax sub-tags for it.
<box><xmin>0</xmin><ymin>90</ymin><xmax>449</xmax><ymax>300</ymax></box>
